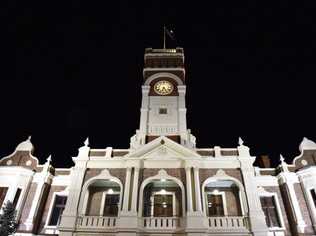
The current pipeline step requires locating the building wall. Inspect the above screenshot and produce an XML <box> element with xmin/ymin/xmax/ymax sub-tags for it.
<box><xmin>264</xmin><ymin>186</ymin><xmax>293</xmax><ymax>236</ymax></box>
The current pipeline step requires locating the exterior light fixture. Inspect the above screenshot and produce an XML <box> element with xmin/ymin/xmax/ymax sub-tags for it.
<box><xmin>213</xmin><ymin>189</ymin><xmax>219</xmax><ymax>194</ymax></box>
<box><xmin>108</xmin><ymin>188</ymin><xmax>114</xmax><ymax>194</ymax></box>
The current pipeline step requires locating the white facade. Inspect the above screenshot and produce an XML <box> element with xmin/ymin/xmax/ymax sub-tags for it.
<box><xmin>0</xmin><ymin>48</ymin><xmax>315</xmax><ymax>236</ymax></box>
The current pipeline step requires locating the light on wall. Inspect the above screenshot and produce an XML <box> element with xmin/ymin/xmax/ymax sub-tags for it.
<box><xmin>160</xmin><ymin>189</ymin><xmax>167</xmax><ymax>195</ymax></box>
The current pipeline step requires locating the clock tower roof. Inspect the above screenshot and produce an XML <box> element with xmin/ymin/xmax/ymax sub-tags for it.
<box><xmin>143</xmin><ymin>47</ymin><xmax>185</xmax><ymax>83</ymax></box>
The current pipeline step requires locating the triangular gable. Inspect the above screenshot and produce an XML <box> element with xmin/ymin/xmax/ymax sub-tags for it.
<box><xmin>124</xmin><ymin>136</ymin><xmax>201</xmax><ymax>159</ymax></box>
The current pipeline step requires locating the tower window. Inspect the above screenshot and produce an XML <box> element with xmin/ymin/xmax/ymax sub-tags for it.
<box><xmin>159</xmin><ymin>108</ymin><xmax>167</xmax><ymax>114</ymax></box>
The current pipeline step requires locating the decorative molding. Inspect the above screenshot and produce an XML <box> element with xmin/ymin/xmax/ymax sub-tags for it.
<box><xmin>144</xmin><ymin>72</ymin><xmax>184</xmax><ymax>86</ymax></box>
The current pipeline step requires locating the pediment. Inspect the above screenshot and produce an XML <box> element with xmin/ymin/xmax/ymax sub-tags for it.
<box><xmin>124</xmin><ymin>136</ymin><xmax>201</xmax><ymax>159</ymax></box>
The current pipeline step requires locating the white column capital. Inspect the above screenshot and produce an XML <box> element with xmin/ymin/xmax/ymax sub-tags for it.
<box><xmin>177</xmin><ymin>85</ymin><xmax>186</xmax><ymax>94</ymax></box>
<box><xmin>141</xmin><ymin>85</ymin><xmax>150</xmax><ymax>94</ymax></box>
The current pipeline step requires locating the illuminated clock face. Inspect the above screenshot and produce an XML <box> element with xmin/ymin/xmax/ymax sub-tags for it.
<box><xmin>154</xmin><ymin>80</ymin><xmax>174</xmax><ymax>95</ymax></box>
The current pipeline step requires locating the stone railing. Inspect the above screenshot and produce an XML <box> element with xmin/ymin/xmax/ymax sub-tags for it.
<box><xmin>142</xmin><ymin>217</ymin><xmax>181</xmax><ymax>230</ymax></box>
<box><xmin>76</xmin><ymin>216</ymin><xmax>117</xmax><ymax>229</ymax></box>
<box><xmin>208</xmin><ymin>216</ymin><xmax>248</xmax><ymax>230</ymax></box>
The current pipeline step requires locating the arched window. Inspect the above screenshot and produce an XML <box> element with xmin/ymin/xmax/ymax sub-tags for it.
<box><xmin>143</xmin><ymin>179</ymin><xmax>182</xmax><ymax>217</ymax></box>
<box><xmin>201</xmin><ymin>171</ymin><xmax>248</xmax><ymax>218</ymax></box>
<box><xmin>138</xmin><ymin>170</ymin><xmax>186</xmax><ymax>218</ymax></box>
<box><xmin>84</xmin><ymin>179</ymin><xmax>121</xmax><ymax>216</ymax></box>
<box><xmin>204</xmin><ymin>180</ymin><xmax>242</xmax><ymax>217</ymax></box>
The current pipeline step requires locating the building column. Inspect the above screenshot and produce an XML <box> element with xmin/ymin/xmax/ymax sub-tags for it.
<box><xmin>279</xmin><ymin>172</ymin><xmax>307</xmax><ymax>234</ymax></box>
<box><xmin>185</xmin><ymin>167</ymin><xmax>193</xmax><ymax>213</ymax></box>
<box><xmin>238</xmin><ymin>143</ymin><xmax>269</xmax><ymax>236</ymax></box>
<box><xmin>122</xmin><ymin>167</ymin><xmax>132</xmax><ymax>212</ymax></box>
<box><xmin>139</xmin><ymin>86</ymin><xmax>150</xmax><ymax>145</ymax></box>
<box><xmin>59</xmin><ymin>140</ymin><xmax>89</xmax><ymax>236</ymax></box>
<box><xmin>131</xmin><ymin>167</ymin><xmax>139</xmax><ymax>213</ymax></box>
<box><xmin>193</xmin><ymin>167</ymin><xmax>202</xmax><ymax>212</ymax></box>
<box><xmin>117</xmin><ymin>167</ymin><xmax>137</xmax><ymax>235</ymax></box>
<box><xmin>177</xmin><ymin>86</ymin><xmax>187</xmax><ymax>143</ymax></box>
<box><xmin>24</xmin><ymin>159</ymin><xmax>53</xmax><ymax>231</ymax></box>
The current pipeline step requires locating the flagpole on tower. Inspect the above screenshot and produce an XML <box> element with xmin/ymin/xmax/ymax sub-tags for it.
<box><xmin>163</xmin><ymin>26</ymin><xmax>166</xmax><ymax>49</ymax></box>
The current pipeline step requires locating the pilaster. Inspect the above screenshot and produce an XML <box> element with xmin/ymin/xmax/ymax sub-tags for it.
<box><xmin>59</xmin><ymin>139</ymin><xmax>90</xmax><ymax>236</ymax></box>
<box><xmin>185</xmin><ymin>166</ymin><xmax>193</xmax><ymax>213</ymax></box>
<box><xmin>238</xmin><ymin>141</ymin><xmax>269</xmax><ymax>236</ymax></box>
<box><xmin>139</xmin><ymin>85</ymin><xmax>150</xmax><ymax>145</ymax></box>
<box><xmin>131</xmin><ymin>167</ymin><xmax>140</xmax><ymax>213</ymax></box>
<box><xmin>278</xmin><ymin>171</ymin><xmax>307</xmax><ymax>233</ymax></box>
<box><xmin>193</xmin><ymin>167</ymin><xmax>202</xmax><ymax>212</ymax></box>
<box><xmin>178</xmin><ymin>85</ymin><xmax>187</xmax><ymax>143</ymax></box>
<box><xmin>24</xmin><ymin>157</ymin><xmax>53</xmax><ymax>231</ymax></box>
<box><xmin>122</xmin><ymin>167</ymin><xmax>132</xmax><ymax>212</ymax></box>
<box><xmin>185</xmin><ymin>166</ymin><xmax>207</xmax><ymax>230</ymax></box>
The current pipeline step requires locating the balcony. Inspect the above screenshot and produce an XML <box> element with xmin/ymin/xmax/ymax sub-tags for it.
<box><xmin>74</xmin><ymin>215</ymin><xmax>249</xmax><ymax>233</ymax></box>
<box><xmin>208</xmin><ymin>216</ymin><xmax>249</xmax><ymax>232</ymax></box>
<box><xmin>76</xmin><ymin>216</ymin><xmax>117</xmax><ymax>231</ymax></box>
<box><xmin>142</xmin><ymin>217</ymin><xmax>181</xmax><ymax>230</ymax></box>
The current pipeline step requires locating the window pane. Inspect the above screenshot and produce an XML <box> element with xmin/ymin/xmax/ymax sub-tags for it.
<box><xmin>49</xmin><ymin>196</ymin><xmax>67</xmax><ymax>226</ymax></box>
<box><xmin>208</xmin><ymin>194</ymin><xmax>224</xmax><ymax>216</ymax></box>
<box><xmin>159</xmin><ymin>108</ymin><xmax>167</xmax><ymax>114</ymax></box>
<box><xmin>13</xmin><ymin>189</ymin><xmax>21</xmax><ymax>208</ymax></box>
<box><xmin>103</xmin><ymin>194</ymin><xmax>119</xmax><ymax>216</ymax></box>
<box><xmin>0</xmin><ymin>187</ymin><xmax>8</xmax><ymax>208</ymax></box>
<box><xmin>310</xmin><ymin>189</ymin><xmax>316</xmax><ymax>208</ymax></box>
<box><xmin>260</xmin><ymin>196</ymin><xmax>281</xmax><ymax>227</ymax></box>
<box><xmin>154</xmin><ymin>195</ymin><xmax>173</xmax><ymax>217</ymax></box>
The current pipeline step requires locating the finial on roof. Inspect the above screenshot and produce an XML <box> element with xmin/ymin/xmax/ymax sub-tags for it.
<box><xmin>84</xmin><ymin>137</ymin><xmax>89</xmax><ymax>147</ymax></box>
<box><xmin>46</xmin><ymin>155</ymin><xmax>52</xmax><ymax>163</ymax></box>
<box><xmin>42</xmin><ymin>154</ymin><xmax>52</xmax><ymax>173</ymax></box>
<box><xmin>279</xmin><ymin>154</ymin><xmax>289</xmax><ymax>172</ymax></box>
<box><xmin>238</xmin><ymin>137</ymin><xmax>244</xmax><ymax>146</ymax></box>
<box><xmin>28</xmin><ymin>136</ymin><xmax>31</xmax><ymax>141</ymax></box>
<box><xmin>280</xmin><ymin>154</ymin><xmax>285</xmax><ymax>163</ymax></box>
<box><xmin>16</xmin><ymin>135</ymin><xmax>34</xmax><ymax>152</ymax></box>
<box><xmin>299</xmin><ymin>137</ymin><xmax>316</xmax><ymax>152</ymax></box>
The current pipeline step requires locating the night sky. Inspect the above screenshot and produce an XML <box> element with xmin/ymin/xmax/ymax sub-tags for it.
<box><xmin>1</xmin><ymin>1</ymin><xmax>316</xmax><ymax>168</ymax></box>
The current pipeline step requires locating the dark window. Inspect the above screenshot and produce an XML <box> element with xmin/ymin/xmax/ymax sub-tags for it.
<box><xmin>103</xmin><ymin>194</ymin><xmax>119</xmax><ymax>216</ymax></box>
<box><xmin>207</xmin><ymin>194</ymin><xmax>224</xmax><ymax>216</ymax></box>
<box><xmin>159</xmin><ymin>108</ymin><xmax>167</xmax><ymax>114</ymax></box>
<box><xmin>0</xmin><ymin>187</ymin><xmax>8</xmax><ymax>208</ymax></box>
<box><xmin>310</xmin><ymin>189</ymin><xmax>316</xmax><ymax>208</ymax></box>
<box><xmin>260</xmin><ymin>196</ymin><xmax>281</xmax><ymax>227</ymax></box>
<box><xmin>13</xmin><ymin>188</ymin><xmax>21</xmax><ymax>208</ymax></box>
<box><xmin>154</xmin><ymin>194</ymin><xmax>173</xmax><ymax>217</ymax></box>
<box><xmin>49</xmin><ymin>195</ymin><xmax>67</xmax><ymax>226</ymax></box>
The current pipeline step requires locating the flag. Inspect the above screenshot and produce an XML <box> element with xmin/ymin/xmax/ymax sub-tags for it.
<box><xmin>165</xmin><ymin>28</ymin><xmax>176</xmax><ymax>40</ymax></box>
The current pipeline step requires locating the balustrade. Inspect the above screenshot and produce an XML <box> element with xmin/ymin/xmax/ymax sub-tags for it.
<box><xmin>142</xmin><ymin>217</ymin><xmax>180</xmax><ymax>229</ymax></box>
<box><xmin>208</xmin><ymin>216</ymin><xmax>248</xmax><ymax>230</ymax></box>
<box><xmin>76</xmin><ymin>216</ymin><xmax>117</xmax><ymax>229</ymax></box>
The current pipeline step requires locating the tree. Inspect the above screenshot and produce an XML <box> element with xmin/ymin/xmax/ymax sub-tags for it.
<box><xmin>0</xmin><ymin>201</ymin><xmax>18</xmax><ymax>236</ymax></box>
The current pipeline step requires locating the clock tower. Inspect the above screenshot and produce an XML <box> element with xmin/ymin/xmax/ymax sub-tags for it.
<box><xmin>130</xmin><ymin>48</ymin><xmax>196</xmax><ymax>149</ymax></box>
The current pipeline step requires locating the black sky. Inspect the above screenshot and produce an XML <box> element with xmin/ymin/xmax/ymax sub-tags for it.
<box><xmin>1</xmin><ymin>1</ymin><xmax>316</xmax><ymax>167</ymax></box>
